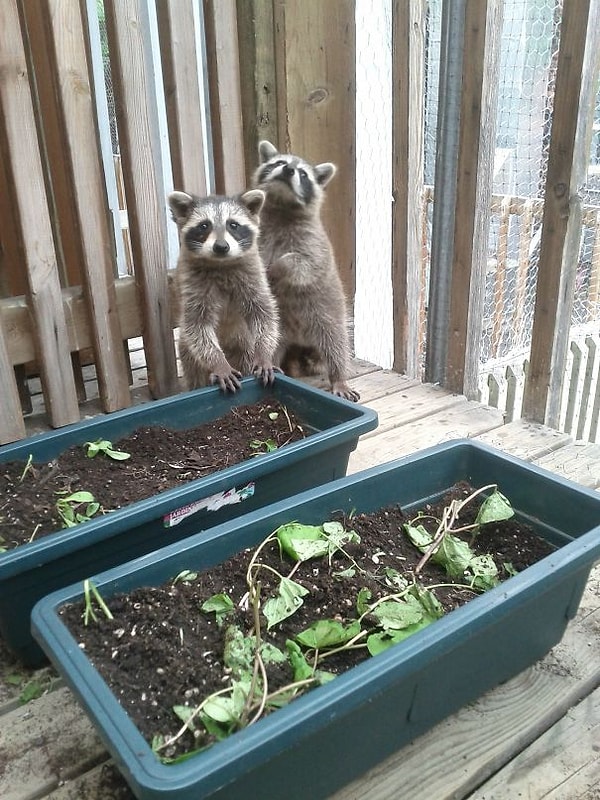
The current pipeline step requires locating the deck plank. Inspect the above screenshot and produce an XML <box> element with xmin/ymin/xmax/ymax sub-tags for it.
<box><xmin>348</xmin><ymin>399</ymin><xmax>504</xmax><ymax>472</ymax></box>
<box><xmin>535</xmin><ymin>442</ymin><xmax>600</xmax><ymax>488</ymax></box>
<box><xmin>477</xmin><ymin>419</ymin><xmax>573</xmax><ymax>460</ymax></box>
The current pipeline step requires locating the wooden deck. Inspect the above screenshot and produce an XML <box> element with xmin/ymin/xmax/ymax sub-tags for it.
<box><xmin>1</xmin><ymin>360</ymin><xmax>599</xmax><ymax>800</ymax></box>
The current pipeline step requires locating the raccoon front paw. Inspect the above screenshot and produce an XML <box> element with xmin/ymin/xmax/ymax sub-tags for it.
<box><xmin>252</xmin><ymin>363</ymin><xmax>282</xmax><ymax>386</ymax></box>
<box><xmin>331</xmin><ymin>382</ymin><xmax>360</xmax><ymax>403</ymax></box>
<box><xmin>209</xmin><ymin>366</ymin><xmax>243</xmax><ymax>393</ymax></box>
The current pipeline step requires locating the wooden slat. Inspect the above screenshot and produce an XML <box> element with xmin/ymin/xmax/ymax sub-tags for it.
<box><xmin>348</xmin><ymin>399</ymin><xmax>504</xmax><ymax>473</ymax></box>
<box><xmin>522</xmin><ymin>0</ymin><xmax>593</xmax><ymax>425</ymax></box>
<box><xmin>477</xmin><ymin>419</ymin><xmax>572</xmax><ymax>461</ymax></box>
<box><xmin>391</xmin><ymin>0</ymin><xmax>425</xmax><ymax>378</ymax></box>
<box><xmin>236</xmin><ymin>0</ymin><xmax>279</xmax><ymax>187</ymax></box>
<box><xmin>535</xmin><ymin>442</ymin><xmax>600</xmax><ymax>488</ymax></box>
<box><xmin>157</xmin><ymin>0</ymin><xmax>208</xmax><ymax>196</ymax></box>
<box><xmin>446</xmin><ymin>0</ymin><xmax>502</xmax><ymax>397</ymax></box>
<box><xmin>0</xmin><ymin>319</ymin><xmax>25</xmax><ymax>443</ymax></box>
<box><xmin>274</xmin><ymin>0</ymin><xmax>356</xmax><ymax>301</ymax></box>
<box><xmin>0</xmin><ymin>0</ymin><xmax>79</xmax><ymax>428</ymax></box>
<box><xmin>35</xmin><ymin>0</ymin><xmax>131</xmax><ymax>414</ymax></box>
<box><xmin>203</xmin><ymin>0</ymin><xmax>246</xmax><ymax>194</ymax></box>
<box><xmin>0</xmin><ymin>276</ymin><xmax>180</xmax><ymax>370</ymax></box>
<box><xmin>104</xmin><ymin>0</ymin><xmax>179</xmax><ymax>400</ymax></box>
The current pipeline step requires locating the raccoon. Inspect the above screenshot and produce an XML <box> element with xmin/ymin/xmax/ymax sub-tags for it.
<box><xmin>252</xmin><ymin>140</ymin><xmax>359</xmax><ymax>402</ymax></box>
<box><xmin>168</xmin><ymin>189</ymin><xmax>279</xmax><ymax>393</ymax></box>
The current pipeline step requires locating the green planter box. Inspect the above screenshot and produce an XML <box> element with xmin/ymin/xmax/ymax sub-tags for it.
<box><xmin>32</xmin><ymin>440</ymin><xmax>600</xmax><ymax>800</ymax></box>
<box><xmin>1</xmin><ymin>375</ymin><xmax>376</xmax><ymax>665</ymax></box>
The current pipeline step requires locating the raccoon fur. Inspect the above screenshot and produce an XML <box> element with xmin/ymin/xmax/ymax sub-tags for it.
<box><xmin>168</xmin><ymin>189</ymin><xmax>279</xmax><ymax>393</ymax></box>
<box><xmin>252</xmin><ymin>140</ymin><xmax>359</xmax><ymax>402</ymax></box>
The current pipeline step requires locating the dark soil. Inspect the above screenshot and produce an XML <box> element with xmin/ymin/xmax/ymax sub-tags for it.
<box><xmin>61</xmin><ymin>482</ymin><xmax>555</xmax><ymax>762</ymax></box>
<box><xmin>0</xmin><ymin>400</ymin><xmax>307</xmax><ymax>551</ymax></box>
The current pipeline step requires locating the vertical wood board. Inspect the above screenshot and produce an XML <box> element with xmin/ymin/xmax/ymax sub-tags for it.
<box><xmin>157</xmin><ymin>0</ymin><xmax>208</xmax><ymax>196</ymax></box>
<box><xmin>203</xmin><ymin>0</ymin><xmax>246</xmax><ymax>194</ymax></box>
<box><xmin>391</xmin><ymin>0</ymin><xmax>426</xmax><ymax>378</ymax></box>
<box><xmin>104</xmin><ymin>0</ymin><xmax>179</xmax><ymax>399</ymax></box>
<box><xmin>0</xmin><ymin>0</ymin><xmax>79</xmax><ymax>428</ymax></box>
<box><xmin>275</xmin><ymin>0</ymin><xmax>356</xmax><ymax>301</ymax></box>
<box><xmin>522</xmin><ymin>1</ymin><xmax>592</xmax><ymax>424</ymax></box>
<box><xmin>39</xmin><ymin>0</ymin><xmax>131</xmax><ymax>413</ymax></box>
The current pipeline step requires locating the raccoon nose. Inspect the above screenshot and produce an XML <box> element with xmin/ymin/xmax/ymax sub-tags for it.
<box><xmin>213</xmin><ymin>240</ymin><xmax>230</xmax><ymax>255</ymax></box>
<box><xmin>282</xmin><ymin>164</ymin><xmax>295</xmax><ymax>177</ymax></box>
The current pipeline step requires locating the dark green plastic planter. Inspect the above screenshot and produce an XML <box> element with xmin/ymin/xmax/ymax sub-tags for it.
<box><xmin>0</xmin><ymin>375</ymin><xmax>377</xmax><ymax>665</ymax></box>
<box><xmin>32</xmin><ymin>440</ymin><xmax>600</xmax><ymax>800</ymax></box>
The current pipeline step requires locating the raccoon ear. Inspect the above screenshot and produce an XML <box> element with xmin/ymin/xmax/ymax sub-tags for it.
<box><xmin>240</xmin><ymin>189</ymin><xmax>265</xmax><ymax>217</ymax></box>
<box><xmin>259</xmin><ymin>140</ymin><xmax>279</xmax><ymax>163</ymax></box>
<box><xmin>314</xmin><ymin>163</ymin><xmax>336</xmax><ymax>188</ymax></box>
<box><xmin>168</xmin><ymin>191</ymin><xmax>195</xmax><ymax>225</ymax></box>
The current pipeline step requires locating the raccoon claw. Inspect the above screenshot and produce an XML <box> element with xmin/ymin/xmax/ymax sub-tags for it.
<box><xmin>209</xmin><ymin>369</ymin><xmax>243</xmax><ymax>393</ymax></box>
<box><xmin>252</xmin><ymin>364</ymin><xmax>282</xmax><ymax>386</ymax></box>
<box><xmin>331</xmin><ymin>383</ymin><xmax>360</xmax><ymax>403</ymax></box>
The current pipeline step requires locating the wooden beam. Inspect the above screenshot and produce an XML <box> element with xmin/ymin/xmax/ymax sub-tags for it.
<box><xmin>445</xmin><ymin>0</ymin><xmax>502</xmax><ymax>397</ymax></box>
<box><xmin>236</xmin><ymin>0</ymin><xmax>279</xmax><ymax>187</ymax></box>
<box><xmin>104</xmin><ymin>0</ymin><xmax>179</xmax><ymax>399</ymax></box>
<box><xmin>522</xmin><ymin>0</ymin><xmax>594</xmax><ymax>424</ymax></box>
<box><xmin>0</xmin><ymin>318</ymin><xmax>26</xmax><ymax>443</ymax></box>
<box><xmin>34</xmin><ymin>0</ymin><xmax>131</xmax><ymax>414</ymax></box>
<box><xmin>203</xmin><ymin>0</ymin><xmax>246</xmax><ymax>194</ymax></box>
<box><xmin>0</xmin><ymin>0</ymin><xmax>79</xmax><ymax>428</ymax></box>
<box><xmin>157</xmin><ymin>0</ymin><xmax>209</xmax><ymax>196</ymax></box>
<box><xmin>273</xmin><ymin>0</ymin><xmax>356</xmax><ymax>301</ymax></box>
<box><xmin>0</xmin><ymin>276</ymin><xmax>178</xmax><ymax>368</ymax></box>
<box><xmin>391</xmin><ymin>0</ymin><xmax>426</xmax><ymax>378</ymax></box>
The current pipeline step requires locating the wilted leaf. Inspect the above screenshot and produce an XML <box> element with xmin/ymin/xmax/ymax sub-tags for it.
<box><xmin>475</xmin><ymin>490</ymin><xmax>514</xmax><ymax>527</ymax></box>
<box><xmin>295</xmin><ymin>619</ymin><xmax>361</xmax><ymax>649</ymax></box>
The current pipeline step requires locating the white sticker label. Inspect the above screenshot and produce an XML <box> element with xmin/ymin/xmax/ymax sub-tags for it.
<box><xmin>163</xmin><ymin>483</ymin><xmax>255</xmax><ymax>528</ymax></box>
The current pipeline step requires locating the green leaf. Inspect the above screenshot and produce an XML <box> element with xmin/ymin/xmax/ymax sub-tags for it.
<box><xmin>201</xmin><ymin>593</ymin><xmax>234</xmax><ymax>626</ymax></box>
<box><xmin>65</xmin><ymin>491</ymin><xmax>96</xmax><ymax>504</ymax></box>
<box><xmin>468</xmin><ymin>554</ymin><xmax>499</xmax><ymax>591</ymax></box>
<box><xmin>276</xmin><ymin>523</ymin><xmax>328</xmax><ymax>561</ymax></box>
<box><xmin>172</xmin><ymin>569</ymin><xmax>198</xmax><ymax>585</ymax></box>
<box><xmin>356</xmin><ymin>587</ymin><xmax>372</xmax><ymax>616</ymax></box>
<box><xmin>263</xmin><ymin>577</ymin><xmax>309</xmax><ymax>630</ymax></box>
<box><xmin>372</xmin><ymin>597</ymin><xmax>424</xmax><ymax>631</ymax></box>
<box><xmin>475</xmin><ymin>490</ymin><xmax>514</xmax><ymax>527</ymax></box>
<box><xmin>295</xmin><ymin>619</ymin><xmax>361</xmax><ymax>649</ymax></box>
<box><xmin>286</xmin><ymin>640</ymin><xmax>314</xmax><ymax>682</ymax></box>
<box><xmin>366</xmin><ymin>618</ymin><xmax>434</xmax><ymax>655</ymax></box>
<box><xmin>173</xmin><ymin>704</ymin><xmax>197</xmax><ymax>728</ymax></box>
<box><xmin>404</xmin><ymin>523</ymin><xmax>433</xmax><ymax>549</ymax></box>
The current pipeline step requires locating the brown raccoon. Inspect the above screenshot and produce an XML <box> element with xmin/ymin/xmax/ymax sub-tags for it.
<box><xmin>168</xmin><ymin>189</ymin><xmax>279</xmax><ymax>393</ymax></box>
<box><xmin>252</xmin><ymin>140</ymin><xmax>359</xmax><ymax>402</ymax></box>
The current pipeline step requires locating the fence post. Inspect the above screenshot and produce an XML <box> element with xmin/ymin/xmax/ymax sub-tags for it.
<box><xmin>391</xmin><ymin>0</ymin><xmax>426</xmax><ymax>379</ymax></box>
<box><xmin>522</xmin><ymin>0</ymin><xmax>597</xmax><ymax>426</ymax></box>
<box><xmin>0</xmin><ymin>0</ymin><xmax>80</xmax><ymax>429</ymax></box>
<box><xmin>104</xmin><ymin>0</ymin><xmax>179</xmax><ymax>399</ymax></box>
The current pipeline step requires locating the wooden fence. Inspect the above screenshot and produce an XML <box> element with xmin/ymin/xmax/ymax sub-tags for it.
<box><xmin>0</xmin><ymin>0</ymin><xmax>598</xmax><ymax>445</ymax></box>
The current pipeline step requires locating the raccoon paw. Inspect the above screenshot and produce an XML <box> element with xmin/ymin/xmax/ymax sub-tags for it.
<box><xmin>209</xmin><ymin>367</ymin><xmax>243</xmax><ymax>393</ymax></box>
<box><xmin>252</xmin><ymin>363</ymin><xmax>282</xmax><ymax>386</ymax></box>
<box><xmin>331</xmin><ymin>382</ymin><xmax>360</xmax><ymax>403</ymax></box>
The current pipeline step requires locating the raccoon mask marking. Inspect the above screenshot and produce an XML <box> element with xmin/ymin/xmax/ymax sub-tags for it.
<box><xmin>254</xmin><ymin>140</ymin><xmax>336</xmax><ymax>211</ymax></box>
<box><xmin>168</xmin><ymin>190</ymin><xmax>264</xmax><ymax>261</ymax></box>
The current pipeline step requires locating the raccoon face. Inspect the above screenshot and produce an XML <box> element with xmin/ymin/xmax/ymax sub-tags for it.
<box><xmin>168</xmin><ymin>190</ymin><xmax>265</xmax><ymax>260</ymax></box>
<box><xmin>253</xmin><ymin>141</ymin><xmax>336</xmax><ymax>209</ymax></box>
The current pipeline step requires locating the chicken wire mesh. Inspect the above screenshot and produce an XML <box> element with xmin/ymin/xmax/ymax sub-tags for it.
<box><xmin>355</xmin><ymin>0</ymin><xmax>599</xmax><ymax>439</ymax></box>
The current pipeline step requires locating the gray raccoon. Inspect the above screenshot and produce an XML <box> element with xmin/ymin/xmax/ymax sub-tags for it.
<box><xmin>252</xmin><ymin>140</ymin><xmax>359</xmax><ymax>402</ymax></box>
<box><xmin>168</xmin><ymin>189</ymin><xmax>279</xmax><ymax>393</ymax></box>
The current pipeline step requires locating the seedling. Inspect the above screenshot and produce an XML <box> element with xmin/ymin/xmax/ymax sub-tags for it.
<box><xmin>55</xmin><ymin>490</ymin><xmax>101</xmax><ymax>528</ymax></box>
<box><xmin>82</xmin><ymin>578</ymin><xmax>114</xmax><ymax>625</ymax></box>
<box><xmin>84</xmin><ymin>438</ymin><xmax>131</xmax><ymax>460</ymax></box>
<box><xmin>19</xmin><ymin>454</ymin><xmax>34</xmax><ymax>482</ymax></box>
<box><xmin>249</xmin><ymin>438</ymin><xmax>278</xmax><ymax>454</ymax></box>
